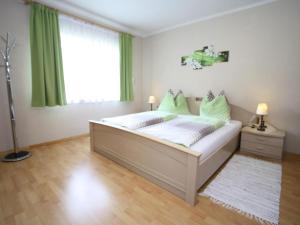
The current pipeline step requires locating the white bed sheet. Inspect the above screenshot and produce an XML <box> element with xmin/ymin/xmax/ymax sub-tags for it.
<box><xmin>190</xmin><ymin>120</ymin><xmax>242</xmax><ymax>163</ymax></box>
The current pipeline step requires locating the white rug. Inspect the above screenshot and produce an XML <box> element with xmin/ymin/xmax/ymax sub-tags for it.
<box><xmin>199</xmin><ymin>154</ymin><xmax>282</xmax><ymax>225</ymax></box>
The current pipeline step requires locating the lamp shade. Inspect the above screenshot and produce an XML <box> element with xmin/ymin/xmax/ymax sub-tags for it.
<box><xmin>148</xmin><ymin>96</ymin><xmax>156</xmax><ymax>104</ymax></box>
<box><xmin>256</xmin><ymin>103</ymin><xmax>268</xmax><ymax>115</ymax></box>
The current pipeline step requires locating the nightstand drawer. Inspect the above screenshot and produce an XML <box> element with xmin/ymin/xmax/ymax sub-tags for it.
<box><xmin>241</xmin><ymin>132</ymin><xmax>283</xmax><ymax>147</ymax></box>
<box><xmin>241</xmin><ymin>141</ymin><xmax>282</xmax><ymax>159</ymax></box>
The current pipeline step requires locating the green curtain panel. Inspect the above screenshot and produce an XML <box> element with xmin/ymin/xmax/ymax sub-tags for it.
<box><xmin>30</xmin><ymin>3</ymin><xmax>66</xmax><ymax>107</ymax></box>
<box><xmin>119</xmin><ymin>33</ymin><xmax>134</xmax><ymax>101</ymax></box>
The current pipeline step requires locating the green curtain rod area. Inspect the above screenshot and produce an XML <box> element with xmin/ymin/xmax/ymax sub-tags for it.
<box><xmin>23</xmin><ymin>0</ymin><xmax>134</xmax><ymax>37</ymax></box>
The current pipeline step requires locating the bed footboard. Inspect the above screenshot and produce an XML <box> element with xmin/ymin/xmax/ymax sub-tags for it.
<box><xmin>89</xmin><ymin>121</ymin><xmax>200</xmax><ymax>205</ymax></box>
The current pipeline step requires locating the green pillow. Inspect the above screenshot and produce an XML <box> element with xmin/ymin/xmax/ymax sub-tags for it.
<box><xmin>174</xmin><ymin>93</ymin><xmax>190</xmax><ymax>114</ymax></box>
<box><xmin>200</xmin><ymin>95</ymin><xmax>230</xmax><ymax>122</ymax></box>
<box><xmin>157</xmin><ymin>91</ymin><xmax>191</xmax><ymax>114</ymax></box>
<box><xmin>157</xmin><ymin>92</ymin><xmax>176</xmax><ymax>113</ymax></box>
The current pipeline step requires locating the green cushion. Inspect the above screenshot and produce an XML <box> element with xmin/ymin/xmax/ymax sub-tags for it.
<box><xmin>174</xmin><ymin>93</ymin><xmax>190</xmax><ymax>114</ymax></box>
<box><xmin>200</xmin><ymin>95</ymin><xmax>230</xmax><ymax>122</ymax></box>
<box><xmin>157</xmin><ymin>92</ymin><xmax>190</xmax><ymax>114</ymax></box>
<box><xmin>157</xmin><ymin>92</ymin><xmax>176</xmax><ymax>113</ymax></box>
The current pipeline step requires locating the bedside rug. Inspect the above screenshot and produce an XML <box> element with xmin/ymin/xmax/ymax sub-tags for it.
<box><xmin>199</xmin><ymin>154</ymin><xmax>282</xmax><ymax>225</ymax></box>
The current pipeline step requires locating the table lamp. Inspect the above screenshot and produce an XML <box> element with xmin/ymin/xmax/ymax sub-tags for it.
<box><xmin>148</xmin><ymin>96</ymin><xmax>156</xmax><ymax>111</ymax></box>
<box><xmin>256</xmin><ymin>103</ymin><xmax>268</xmax><ymax>131</ymax></box>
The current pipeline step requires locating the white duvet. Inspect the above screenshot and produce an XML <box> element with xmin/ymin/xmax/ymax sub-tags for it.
<box><xmin>137</xmin><ymin>116</ymin><xmax>224</xmax><ymax>147</ymax></box>
<box><xmin>102</xmin><ymin>111</ymin><xmax>176</xmax><ymax>130</ymax></box>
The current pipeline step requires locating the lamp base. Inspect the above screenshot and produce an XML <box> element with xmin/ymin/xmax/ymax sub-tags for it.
<box><xmin>257</xmin><ymin>126</ymin><xmax>265</xmax><ymax>131</ymax></box>
<box><xmin>257</xmin><ymin>115</ymin><xmax>266</xmax><ymax>132</ymax></box>
<box><xmin>2</xmin><ymin>151</ymin><xmax>32</xmax><ymax>162</ymax></box>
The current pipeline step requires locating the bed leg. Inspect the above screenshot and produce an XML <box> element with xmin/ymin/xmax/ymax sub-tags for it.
<box><xmin>89</xmin><ymin>122</ymin><xmax>95</xmax><ymax>152</ymax></box>
<box><xmin>185</xmin><ymin>154</ymin><xmax>199</xmax><ymax>205</ymax></box>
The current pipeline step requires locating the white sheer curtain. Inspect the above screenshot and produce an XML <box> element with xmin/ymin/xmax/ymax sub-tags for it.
<box><xmin>59</xmin><ymin>15</ymin><xmax>120</xmax><ymax>103</ymax></box>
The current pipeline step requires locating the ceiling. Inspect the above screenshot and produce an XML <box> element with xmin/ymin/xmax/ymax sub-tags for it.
<box><xmin>38</xmin><ymin>0</ymin><xmax>275</xmax><ymax>37</ymax></box>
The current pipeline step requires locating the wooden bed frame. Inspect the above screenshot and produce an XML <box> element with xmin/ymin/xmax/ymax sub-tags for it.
<box><xmin>89</xmin><ymin>97</ymin><xmax>252</xmax><ymax>205</ymax></box>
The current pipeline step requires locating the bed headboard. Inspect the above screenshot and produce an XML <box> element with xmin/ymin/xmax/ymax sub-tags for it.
<box><xmin>186</xmin><ymin>97</ymin><xmax>254</xmax><ymax>125</ymax></box>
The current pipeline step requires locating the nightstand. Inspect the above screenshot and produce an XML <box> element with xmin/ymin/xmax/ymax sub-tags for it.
<box><xmin>240</xmin><ymin>124</ymin><xmax>285</xmax><ymax>160</ymax></box>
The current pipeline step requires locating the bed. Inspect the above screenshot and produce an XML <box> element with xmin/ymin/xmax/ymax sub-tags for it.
<box><xmin>89</xmin><ymin>97</ymin><xmax>252</xmax><ymax>205</ymax></box>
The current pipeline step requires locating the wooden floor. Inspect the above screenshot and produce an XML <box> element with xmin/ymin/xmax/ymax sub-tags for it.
<box><xmin>0</xmin><ymin>136</ymin><xmax>299</xmax><ymax>225</ymax></box>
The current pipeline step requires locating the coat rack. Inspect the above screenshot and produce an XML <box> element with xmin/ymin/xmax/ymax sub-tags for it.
<box><xmin>0</xmin><ymin>33</ymin><xmax>31</xmax><ymax>162</ymax></box>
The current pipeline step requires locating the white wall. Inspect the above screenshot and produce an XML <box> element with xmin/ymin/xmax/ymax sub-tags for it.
<box><xmin>142</xmin><ymin>0</ymin><xmax>300</xmax><ymax>154</ymax></box>
<box><xmin>0</xmin><ymin>0</ymin><xmax>143</xmax><ymax>151</ymax></box>
<box><xmin>1</xmin><ymin>0</ymin><xmax>299</xmax><ymax>154</ymax></box>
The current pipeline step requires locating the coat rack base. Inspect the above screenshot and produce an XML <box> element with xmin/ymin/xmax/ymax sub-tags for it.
<box><xmin>2</xmin><ymin>151</ymin><xmax>32</xmax><ymax>162</ymax></box>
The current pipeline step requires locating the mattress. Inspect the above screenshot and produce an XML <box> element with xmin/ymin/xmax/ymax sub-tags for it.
<box><xmin>102</xmin><ymin>113</ymin><xmax>241</xmax><ymax>163</ymax></box>
<box><xmin>190</xmin><ymin>120</ymin><xmax>242</xmax><ymax>163</ymax></box>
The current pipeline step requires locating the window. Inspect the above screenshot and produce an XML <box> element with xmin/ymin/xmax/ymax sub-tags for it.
<box><xmin>59</xmin><ymin>15</ymin><xmax>120</xmax><ymax>103</ymax></box>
